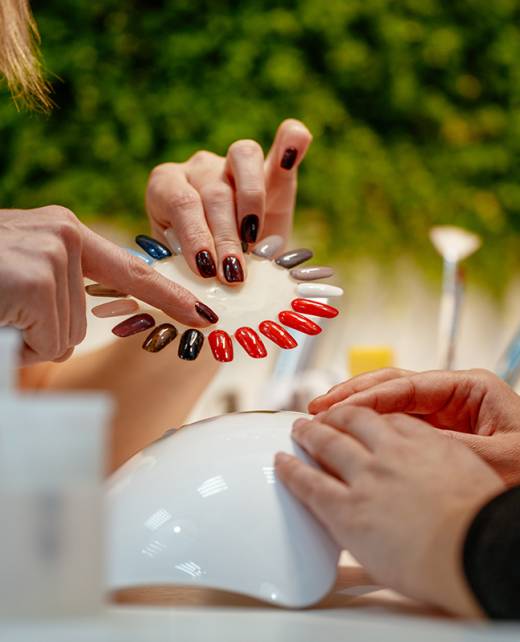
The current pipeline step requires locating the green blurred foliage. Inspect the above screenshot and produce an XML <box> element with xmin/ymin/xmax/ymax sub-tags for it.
<box><xmin>1</xmin><ymin>0</ymin><xmax>520</xmax><ymax>288</ymax></box>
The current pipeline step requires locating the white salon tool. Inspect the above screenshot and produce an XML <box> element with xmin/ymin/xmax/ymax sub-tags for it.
<box><xmin>107</xmin><ymin>411</ymin><xmax>341</xmax><ymax>608</ymax></box>
<box><xmin>430</xmin><ymin>226</ymin><xmax>481</xmax><ymax>369</ymax></box>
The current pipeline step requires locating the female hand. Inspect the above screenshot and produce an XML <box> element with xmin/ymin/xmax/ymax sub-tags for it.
<box><xmin>0</xmin><ymin>206</ymin><xmax>216</xmax><ymax>365</ymax></box>
<box><xmin>146</xmin><ymin>119</ymin><xmax>312</xmax><ymax>284</ymax></box>
<box><xmin>309</xmin><ymin>368</ymin><xmax>520</xmax><ymax>485</ymax></box>
<box><xmin>275</xmin><ymin>405</ymin><xmax>505</xmax><ymax>617</ymax></box>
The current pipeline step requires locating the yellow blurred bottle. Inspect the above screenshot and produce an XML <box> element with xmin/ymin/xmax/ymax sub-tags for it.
<box><xmin>348</xmin><ymin>346</ymin><xmax>394</xmax><ymax>377</ymax></box>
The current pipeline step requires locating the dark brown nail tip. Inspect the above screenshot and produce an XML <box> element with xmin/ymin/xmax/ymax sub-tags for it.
<box><xmin>281</xmin><ymin>147</ymin><xmax>298</xmax><ymax>170</ymax></box>
<box><xmin>196</xmin><ymin>250</ymin><xmax>217</xmax><ymax>278</ymax></box>
<box><xmin>85</xmin><ymin>283</ymin><xmax>127</xmax><ymax>298</ymax></box>
<box><xmin>142</xmin><ymin>323</ymin><xmax>178</xmax><ymax>353</ymax></box>
<box><xmin>241</xmin><ymin>240</ymin><xmax>249</xmax><ymax>253</ymax></box>
<box><xmin>178</xmin><ymin>329</ymin><xmax>204</xmax><ymax>361</ymax></box>
<box><xmin>195</xmin><ymin>301</ymin><xmax>219</xmax><ymax>324</ymax></box>
<box><xmin>223</xmin><ymin>256</ymin><xmax>244</xmax><ymax>283</ymax></box>
<box><xmin>112</xmin><ymin>313</ymin><xmax>155</xmax><ymax>338</ymax></box>
<box><xmin>240</xmin><ymin>214</ymin><xmax>259</xmax><ymax>244</ymax></box>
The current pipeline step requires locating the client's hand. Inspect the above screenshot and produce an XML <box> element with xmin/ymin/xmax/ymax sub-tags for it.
<box><xmin>146</xmin><ymin>119</ymin><xmax>312</xmax><ymax>284</ymax></box>
<box><xmin>275</xmin><ymin>405</ymin><xmax>505</xmax><ymax>618</ymax></box>
<box><xmin>309</xmin><ymin>368</ymin><xmax>520</xmax><ymax>486</ymax></box>
<box><xmin>0</xmin><ymin>206</ymin><xmax>215</xmax><ymax>364</ymax></box>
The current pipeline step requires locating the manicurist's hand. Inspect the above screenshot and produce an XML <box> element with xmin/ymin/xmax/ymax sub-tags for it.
<box><xmin>275</xmin><ymin>405</ymin><xmax>505</xmax><ymax>617</ymax></box>
<box><xmin>146</xmin><ymin>119</ymin><xmax>312</xmax><ymax>284</ymax></box>
<box><xmin>0</xmin><ymin>206</ymin><xmax>215</xmax><ymax>365</ymax></box>
<box><xmin>309</xmin><ymin>368</ymin><xmax>520</xmax><ymax>485</ymax></box>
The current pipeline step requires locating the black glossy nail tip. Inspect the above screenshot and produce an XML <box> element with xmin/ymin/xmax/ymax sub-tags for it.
<box><xmin>281</xmin><ymin>147</ymin><xmax>298</xmax><ymax>170</ymax></box>
<box><xmin>240</xmin><ymin>214</ymin><xmax>259</xmax><ymax>244</ymax></box>
<box><xmin>223</xmin><ymin>256</ymin><xmax>244</xmax><ymax>283</ymax></box>
<box><xmin>135</xmin><ymin>234</ymin><xmax>172</xmax><ymax>260</ymax></box>
<box><xmin>178</xmin><ymin>329</ymin><xmax>204</xmax><ymax>361</ymax></box>
<box><xmin>196</xmin><ymin>250</ymin><xmax>217</xmax><ymax>278</ymax></box>
<box><xmin>195</xmin><ymin>301</ymin><xmax>219</xmax><ymax>324</ymax></box>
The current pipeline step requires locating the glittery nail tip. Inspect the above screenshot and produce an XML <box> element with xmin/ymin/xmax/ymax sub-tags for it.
<box><xmin>135</xmin><ymin>234</ymin><xmax>172</xmax><ymax>260</ymax></box>
<box><xmin>209</xmin><ymin>330</ymin><xmax>234</xmax><ymax>362</ymax></box>
<box><xmin>196</xmin><ymin>250</ymin><xmax>217</xmax><ymax>278</ymax></box>
<box><xmin>178</xmin><ymin>329</ymin><xmax>204</xmax><ymax>361</ymax></box>
<box><xmin>296</xmin><ymin>283</ymin><xmax>344</xmax><ymax>298</ymax></box>
<box><xmin>278</xmin><ymin>311</ymin><xmax>322</xmax><ymax>336</ymax></box>
<box><xmin>291</xmin><ymin>298</ymin><xmax>339</xmax><ymax>318</ymax></box>
<box><xmin>235</xmin><ymin>327</ymin><xmax>267</xmax><ymax>358</ymax></box>
<box><xmin>252</xmin><ymin>235</ymin><xmax>284</xmax><ymax>259</ymax></box>
<box><xmin>85</xmin><ymin>283</ymin><xmax>127</xmax><ymax>298</ymax></box>
<box><xmin>223</xmin><ymin>256</ymin><xmax>244</xmax><ymax>283</ymax></box>
<box><xmin>112</xmin><ymin>313</ymin><xmax>156</xmax><ymax>338</ymax></box>
<box><xmin>92</xmin><ymin>299</ymin><xmax>139</xmax><ymax>318</ymax></box>
<box><xmin>259</xmin><ymin>320</ymin><xmax>297</xmax><ymax>349</ymax></box>
<box><xmin>142</xmin><ymin>323</ymin><xmax>178</xmax><ymax>353</ymax></box>
<box><xmin>290</xmin><ymin>266</ymin><xmax>334</xmax><ymax>281</ymax></box>
<box><xmin>281</xmin><ymin>147</ymin><xmax>298</xmax><ymax>170</ymax></box>
<box><xmin>275</xmin><ymin>248</ymin><xmax>313</xmax><ymax>269</ymax></box>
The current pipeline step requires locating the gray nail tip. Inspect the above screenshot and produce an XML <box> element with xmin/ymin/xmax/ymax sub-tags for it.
<box><xmin>275</xmin><ymin>248</ymin><xmax>313</xmax><ymax>269</ymax></box>
<box><xmin>290</xmin><ymin>266</ymin><xmax>335</xmax><ymax>281</ymax></box>
<box><xmin>252</xmin><ymin>235</ymin><xmax>284</xmax><ymax>259</ymax></box>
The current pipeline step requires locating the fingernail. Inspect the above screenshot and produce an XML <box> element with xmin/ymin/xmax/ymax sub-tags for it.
<box><xmin>195</xmin><ymin>301</ymin><xmax>219</xmax><ymax>324</ymax></box>
<box><xmin>253</xmin><ymin>235</ymin><xmax>284</xmax><ymax>259</ymax></box>
<box><xmin>234</xmin><ymin>327</ymin><xmax>267</xmax><ymax>358</ymax></box>
<box><xmin>240</xmin><ymin>214</ymin><xmax>259</xmax><ymax>244</ymax></box>
<box><xmin>125</xmin><ymin>248</ymin><xmax>155</xmax><ymax>265</ymax></box>
<box><xmin>135</xmin><ymin>234</ymin><xmax>172</xmax><ymax>260</ymax></box>
<box><xmin>196</xmin><ymin>250</ymin><xmax>217</xmax><ymax>278</ymax></box>
<box><xmin>112</xmin><ymin>313</ymin><xmax>155</xmax><ymax>337</ymax></box>
<box><xmin>281</xmin><ymin>147</ymin><xmax>298</xmax><ymax>170</ymax></box>
<box><xmin>259</xmin><ymin>320</ymin><xmax>297</xmax><ymax>349</ymax></box>
<box><xmin>142</xmin><ymin>323</ymin><xmax>178</xmax><ymax>353</ymax></box>
<box><xmin>178</xmin><ymin>329</ymin><xmax>204</xmax><ymax>360</ymax></box>
<box><xmin>275</xmin><ymin>248</ymin><xmax>313</xmax><ymax>269</ymax></box>
<box><xmin>291</xmin><ymin>298</ymin><xmax>339</xmax><ymax>318</ymax></box>
<box><xmin>296</xmin><ymin>283</ymin><xmax>343</xmax><ymax>298</ymax></box>
<box><xmin>208</xmin><ymin>330</ymin><xmax>234</xmax><ymax>362</ymax></box>
<box><xmin>241</xmin><ymin>240</ymin><xmax>249</xmax><ymax>253</ymax></box>
<box><xmin>292</xmin><ymin>418</ymin><xmax>308</xmax><ymax>431</ymax></box>
<box><xmin>164</xmin><ymin>227</ymin><xmax>182</xmax><ymax>255</ymax></box>
<box><xmin>290</xmin><ymin>266</ymin><xmax>334</xmax><ymax>281</ymax></box>
<box><xmin>278</xmin><ymin>311</ymin><xmax>322</xmax><ymax>336</ymax></box>
<box><xmin>92</xmin><ymin>299</ymin><xmax>139</xmax><ymax>318</ymax></box>
<box><xmin>223</xmin><ymin>256</ymin><xmax>244</xmax><ymax>283</ymax></box>
<box><xmin>275</xmin><ymin>452</ymin><xmax>292</xmax><ymax>465</ymax></box>
<box><xmin>85</xmin><ymin>283</ymin><xmax>127</xmax><ymax>298</ymax></box>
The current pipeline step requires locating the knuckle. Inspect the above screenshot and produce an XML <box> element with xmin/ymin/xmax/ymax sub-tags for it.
<box><xmin>229</xmin><ymin>139</ymin><xmax>263</xmax><ymax>158</ymax></box>
<box><xmin>212</xmin><ymin>232</ymin><xmax>240</xmax><ymax>249</ymax></box>
<box><xmin>167</xmin><ymin>189</ymin><xmax>201</xmax><ymax>212</ymax></box>
<box><xmin>238</xmin><ymin>187</ymin><xmax>265</xmax><ymax>202</ymax></box>
<box><xmin>190</xmin><ymin>150</ymin><xmax>218</xmax><ymax>165</ymax></box>
<box><xmin>200</xmin><ymin>182</ymin><xmax>233</xmax><ymax>205</ymax></box>
<box><xmin>126</xmin><ymin>255</ymin><xmax>153</xmax><ymax>282</ymax></box>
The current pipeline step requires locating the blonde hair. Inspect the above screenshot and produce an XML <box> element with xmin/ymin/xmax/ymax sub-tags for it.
<box><xmin>0</xmin><ymin>0</ymin><xmax>51</xmax><ymax>109</ymax></box>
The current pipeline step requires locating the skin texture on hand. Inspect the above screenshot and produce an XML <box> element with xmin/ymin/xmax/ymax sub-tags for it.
<box><xmin>0</xmin><ymin>206</ymin><xmax>213</xmax><ymax>365</ymax></box>
<box><xmin>310</xmin><ymin>368</ymin><xmax>520</xmax><ymax>486</ymax></box>
<box><xmin>275</xmin><ymin>405</ymin><xmax>505</xmax><ymax>618</ymax></box>
<box><xmin>145</xmin><ymin>119</ymin><xmax>312</xmax><ymax>284</ymax></box>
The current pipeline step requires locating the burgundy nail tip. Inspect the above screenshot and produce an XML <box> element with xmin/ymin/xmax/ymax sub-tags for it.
<box><xmin>278</xmin><ymin>311</ymin><xmax>322</xmax><ymax>336</ymax></box>
<box><xmin>259</xmin><ymin>320</ymin><xmax>298</xmax><ymax>349</ymax></box>
<box><xmin>281</xmin><ymin>147</ymin><xmax>298</xmax><ymax>170</ymax></box>
<box><xmin>235</xmin><ymin>327</ymin><xmax>267</xmax><ymax>358</ymax></box>
<box><xmin>195</xmin><ymin>301</ymin><xmax>219</xmax><ymax>324</ymax></box>
<box><xmin>223</xmin><ymin>256</ymin><xmax>244</xmax><ymax>283</ymax></box>
<box><xmin>196</xmin><ymin>250</ymin><xmax>217</xmax><ymax>278</ymax></box>
<box><xmin>112</xmin><ymin>313</ymin><xmax>155</xmax><ymax>338</ymax></box>
<box><xmin>209</xmin><ymin>330</ymin><xmax>234</xmax><ymax>362</ymax></box>
<box><xmin>291</xmin><ymin>298</ymin><xmax>339</xmax><ymax>319</ymax></box>
<box><xmin>240</xmin><ymin>214</ymin><xmax>259</xmax><ymax>244</ymax></box>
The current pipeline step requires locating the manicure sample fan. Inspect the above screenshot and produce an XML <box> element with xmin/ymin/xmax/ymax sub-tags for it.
<box><xmin>84</xmin><ymin>233</ymin><xmax>343</xmax><ymax>363</ymax></box>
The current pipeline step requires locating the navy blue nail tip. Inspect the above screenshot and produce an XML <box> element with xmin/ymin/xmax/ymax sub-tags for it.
<box><xmin>178</xmin><ymin>329</ymin><xmax>204</xmax><ymax>361</ymax></box>
<box><xmin>135</xmin><ymin>234</ymin><xmax>172</xmax><ymax>260</ymax></box>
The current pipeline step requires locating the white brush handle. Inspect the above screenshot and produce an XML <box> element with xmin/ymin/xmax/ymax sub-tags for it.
<box><xmin>437</xmin><ymin>260</ymin><xmax>459</xmax><ymax>370</ymax></box>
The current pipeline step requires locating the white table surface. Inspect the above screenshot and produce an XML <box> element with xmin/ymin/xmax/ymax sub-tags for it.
<box><xmin>1</xmin><ymin>562</ymin><xmax>520</xmax><ymax>642</ymax></box>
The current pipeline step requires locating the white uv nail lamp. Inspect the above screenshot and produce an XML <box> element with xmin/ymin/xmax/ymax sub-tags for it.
<box><xmin>107</xmin><ymin>411</ymin><xmax>341</xmax><ymax>608</ymax></box>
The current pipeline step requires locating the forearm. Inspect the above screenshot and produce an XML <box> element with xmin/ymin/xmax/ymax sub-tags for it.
<box><xmin>463</xmin><ymin>485</ymin><xmax>520</xmax><ymax>619</ymax></box>
<box><xmin>20</xmin><ymin>335</ymin><xmax>219</xmax><ymax>472</ymax></box>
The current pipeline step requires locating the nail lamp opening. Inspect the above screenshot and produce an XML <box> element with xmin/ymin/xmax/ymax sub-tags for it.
<box><xmin>107</xmin><ymin>411</ymin><xmax>341</xmax><ymax>608</ymax></box>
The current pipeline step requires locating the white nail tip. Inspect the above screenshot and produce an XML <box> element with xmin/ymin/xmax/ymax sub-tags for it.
<box><xmin>164</xmin><ymin>228</ymin><xmax>182</xmax><ymax>255</ymax></box>
<box><xmin>296</xmin><ymin>283</ymin><xmax>344</xmax><ymax>298</ymax></box>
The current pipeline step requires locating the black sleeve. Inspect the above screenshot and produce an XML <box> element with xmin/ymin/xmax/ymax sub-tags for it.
<box><xmin>463</xmin><ymin>485</ymin><xmax>520</xmax><ymax>619</ymax></box>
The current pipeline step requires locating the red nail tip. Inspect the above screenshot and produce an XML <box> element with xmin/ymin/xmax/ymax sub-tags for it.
<box><xmin>291</xmin><ymin>298</ymin><xmax>339</xmax><ymax>319</ymax></box>
<box><xmin>259</xmin><ymin>320</ymin><xmax>298</xmax><ymax>349</ymax></box>
<box><xmin>209</xmin><ymin>330</ymin><xmax>234</xmax><ymax>362</ymax></box>
<box><xmin>278</xmin><ymin>311</ymin><xmax>322</xmax><ymax>335</ymax></box>
<box><xmin>112</xmin><ymin>313</ymin><xmax>155</xmax><ymax>337</ymax></box>
<box><xmin>234</xmin><ymin>327</ymin><xmax>267</xmax><ymax>358</ymax></box>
